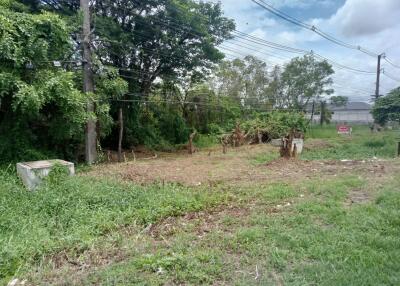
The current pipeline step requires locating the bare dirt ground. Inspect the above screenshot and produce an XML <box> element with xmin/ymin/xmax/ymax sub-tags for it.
<box><xmin>89</xmin><ymin>143</ymin><xmax>396</xmax><ymax>187</ymax></box>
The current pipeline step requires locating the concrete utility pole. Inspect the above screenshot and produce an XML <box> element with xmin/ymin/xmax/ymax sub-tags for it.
<box><xmin>81</xmin><ymin>0</ymin><xmax>97</xmax><ymax>164</ymax></box>
<box><xmin>375</xmin><ymin>53</ymin><xmax>383</xmax><ymax>100</ymax></box>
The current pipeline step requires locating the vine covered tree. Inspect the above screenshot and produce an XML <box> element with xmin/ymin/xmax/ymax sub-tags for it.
<box><xmin>0</xmin><ymin>2</ymin><xmax>89</xmax><ymax>161</ymax></box>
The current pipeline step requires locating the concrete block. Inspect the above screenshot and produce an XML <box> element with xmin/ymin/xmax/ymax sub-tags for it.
<box><xmin>292</xmin><ymin>138</ymin><xmax>304</xmax><ymax>154</ymax></box>
<box><xmin>270</xmin><ymin>138</ymin><xmax>304</xmax><ymax>154</ymax></box>
<box><xmin>16</xmin><ymin>160</ymin><xmax>75</xmax><ymax>191</ymax></box>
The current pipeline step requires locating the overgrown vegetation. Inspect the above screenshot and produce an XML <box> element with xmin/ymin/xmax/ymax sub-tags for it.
<box><xmin>1</xmin><ymin>125</ymin><xmax>400</xmax><ymax>284</ymax></box>
<box><xmin>0</xmin><ymin>0</ymin><xmax>340</xmax><ymax>164</ymax></box>
<box><xmin>1</xmin><ymin>0</ymin><xmax>400</xmax><ymax>284</ymax></box>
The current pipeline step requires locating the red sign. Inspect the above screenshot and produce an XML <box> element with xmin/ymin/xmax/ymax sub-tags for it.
<box><xmin>337</xmin><ymin>125</ymin><xmax>352</xmax><ymax>134</ymax></box>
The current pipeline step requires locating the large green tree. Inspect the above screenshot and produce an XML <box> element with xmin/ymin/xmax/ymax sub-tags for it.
<box><xmin>211</xmin><ymin>56</ymin><xmax>271</xmax><ymax>109</ymax></box>
<box><xmin>372</xmin><ymin>87</ymin><xmax>400</xmax><ymax>125</ymax></box>
<box><xmin>281</xmin><ymin>55</ymin><xmax>334</xmax><ymax>110</ymax></box>
<box><xmin>92</xmin><ymin>0</ymin><xmax>235</xmax><ymax>96</ymax></box>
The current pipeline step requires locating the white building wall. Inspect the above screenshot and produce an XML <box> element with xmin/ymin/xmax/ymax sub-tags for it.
<box><xmin>306</xmin><ymin>110</ymin><xmax>373</xmax><ymax>124</ymax></box>
<box><xmin>331</xmin><ymin>111</ymin><xmax>373</xmax><ymax>124</ymax></box>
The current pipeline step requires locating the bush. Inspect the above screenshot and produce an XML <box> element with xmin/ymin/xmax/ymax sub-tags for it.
<box><xmin>242</xmin><ymin>111</ymin><xmax>308</xmax><ymax>140</ymax></box>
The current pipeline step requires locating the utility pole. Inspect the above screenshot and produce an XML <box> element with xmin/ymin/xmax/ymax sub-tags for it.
<box><xmin>81</xmin><ymin>0</ymin><xmax>97</xmax><ymax>164</ymax></box>
<box><xmin>310</xmin><ymin>100</ymin><xmax>315</xmax><ymax>124</ymax></box>
<box><xmin>375</xmin><ymin>54</ymin><xmax>383</xmax><ymax>100</ymax></box>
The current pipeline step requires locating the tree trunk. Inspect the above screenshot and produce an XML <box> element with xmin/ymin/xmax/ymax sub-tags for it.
<box><xmin>188</xmin><ymin>131</ymin><xmax>197</xmax><ymax>155</ymax></box>
<box><xmin>118</xmin><ymin>107</ymin><xmax>124</xmax><ymax>162</ymax></box>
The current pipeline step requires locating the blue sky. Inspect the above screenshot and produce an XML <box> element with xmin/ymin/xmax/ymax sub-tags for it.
<box><xmin>213</xmin><ymin>0</ymin><xmax>400</xmax><ymax>102</ymax></box>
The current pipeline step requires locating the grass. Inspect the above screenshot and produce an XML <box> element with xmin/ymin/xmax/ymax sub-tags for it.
<box><xmin>194</xmin><ymin>134</ymin><xmax>220</xmax><ymax>149</ymax></box>
<box><xmin>0</xmin><ymin>169</ymin><xmax>231</xmax><ymax>284</ymax></box>
<box><xmin>1</xmin><ymin>125</ymin><xmax>400</xmax><ymax>285</ymax></box>
<box><xmin>60</xmin><ymin>176</ymin><xmax>400</xmax><ymax>285</ymax></box>
<box><xmin>250</xmin><ymin>150</ymin><xmax>280</xmax><ymax>165</ymax></box>
<box><xmin>303</xmin><ymin>125</ymin><xmax>400</xmax><ymax>160</ymax></box>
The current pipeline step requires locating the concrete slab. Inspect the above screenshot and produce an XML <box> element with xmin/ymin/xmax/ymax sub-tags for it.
<box><xmin>16</xmin><ymin>159</ymin><xmax>75</xmax><ymax>191</ymax></box>
<box><xmin>270</xmin><ymin>138</ymin><xmax>304</xmax><ymax>155</ymax></box>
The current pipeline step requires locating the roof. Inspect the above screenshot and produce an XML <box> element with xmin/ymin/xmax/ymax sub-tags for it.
<box><xmin>329</xmin><ymin>102</ymin><xmax>372</xmax><ymax>111</ymax></box>
<box><xmin>306</xmin><ymin>101</ymin><xmax>372</xmax><ymax>112</ymax></box>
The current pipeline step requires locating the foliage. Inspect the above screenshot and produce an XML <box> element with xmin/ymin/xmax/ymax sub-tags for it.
<box><xmin>330</xmin><ymin>95</ymin><xmax>348</xmax><ymax>107</ymax></box>
<box><xmin>211</xmin><ymin>55</ymin><xmax>335</xmax><ymax>113</ymax></box>
<box><xmin>319</xmin><ymin>100</ymin><xmax>332</xmax><ymax>125</ymax></box>
<box><xmin>242</xmin><ymin>111</ymin><xmax>308</xmax><ymax>139</ymax></box>
<box><xmin>211</xmin><ymin>56</ymin><xmax>271</xmax><ymax>108</ymax></box>
<box><xmin>280</xmin><ymin>55</ymin><xmax>334</xmax><ymax>110</ymax></box>
<box><xmin>0</xmin><ymin>6</ymin><xmax>89</xmax><ymax>162</ymax></box>
<box><xmin>372</xmin><ymin>87</ymin><xmax>400</xmax><ymax>125</ymax></box>
<box><xmin>91</xmin><ymin>0</ymin><xmax>235</xmax><ymax>95</ymax></box>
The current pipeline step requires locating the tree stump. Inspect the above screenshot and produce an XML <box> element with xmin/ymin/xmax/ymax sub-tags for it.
<box><xmin>188</xmin><ymin>131</ymin><xmax>197</xmax><ymax>155</ymax></box>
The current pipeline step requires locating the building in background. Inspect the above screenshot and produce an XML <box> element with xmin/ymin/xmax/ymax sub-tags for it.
<box><xmin>308</xmin><ymin>102</ymin><xmax>373</xmax><ymax>124</ymax></box>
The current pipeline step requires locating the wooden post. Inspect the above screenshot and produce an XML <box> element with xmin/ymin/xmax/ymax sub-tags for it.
<box><xmin>397</xmin><ymin>142</ymin><xmax>400</xmax><ymax>157</ymax></box>
<box><xmin>118</xmin><ymin>107</ymin><xmax>124</xmax><ymax>162</ymax></box>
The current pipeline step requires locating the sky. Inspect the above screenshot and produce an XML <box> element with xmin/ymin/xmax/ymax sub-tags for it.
<box><xmin>212</xmin><ymin>0</ymin><xmax>400</xmax><ymax>102</ymax></box>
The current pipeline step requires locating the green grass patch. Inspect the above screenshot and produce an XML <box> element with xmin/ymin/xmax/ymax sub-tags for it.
<box><xmin>303</xmin><ymin>126</ymin><xmax>400</xmax><ymax>160</ymax></box>
<box><xmin>0</xmin><ymin>170</ymin><xmax>231</xmax><ymax>283</ymax></box>
<box><xmin>250</xmin><ymin>150</ymin><xmax>280</xmax><ymax>165</ymax></box>
<box><xmin>194</xmin><ymin>134</ymin><xmax>219</xmax><ymax>149</ymax></box>
<box><xmin>25</xmin><ymin>175</ymin><xmax>400</xmax><ymax>285</ymax></box>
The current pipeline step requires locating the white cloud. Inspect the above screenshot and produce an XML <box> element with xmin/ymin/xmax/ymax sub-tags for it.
<box><xmin>267</xmin><ymin>0</ymin><xmax>334</xmax><ymax>9</ymax></box>
<box><xmin>330</xmin><ymin>0</ymin><xmax>400</xmax><ymax>37</ymax></box>
<box><xmin>216</xmin><ymin>0</ymin><xmax>400</xmax><ymax>101</ymax></box>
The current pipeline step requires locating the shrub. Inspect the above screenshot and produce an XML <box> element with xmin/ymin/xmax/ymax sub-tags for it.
<box><xmin>242</xmin><ymin>111</ymin><xmax>308</xmax><ymax>140</ymax></box>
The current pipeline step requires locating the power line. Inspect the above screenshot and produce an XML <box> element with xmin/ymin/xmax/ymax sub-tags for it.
<box><xmin>382</xmin><ymin>70</ymin><xmax>400</xmax><ymax>82</ymax></box>
<box><xmin>108</xmin><ymin>96</ymin><xmax>305</xmax><ymax>112</ymax></box>
<box><xmin>102</xmin><ymin>43</ymin><xmax>375</xmax><ymax>99</ymax></box>
<box><xmin>122</xmin><ymin>2</ymin><xmax>377</xmax><ymax>75</ymax></box>
<box><xmin>89</xmin><ymin>2</ymin><xmax>377</xmax><ymax>100</ymax></box>
<box><xmin>230</xmin><ymin>32</ymin><xmax>375</xmax><ymax>75</ymax></box>
<box><xmin>383</xmin><ymin>56</ymin><xmax>400</xmax><ymax>69</ymax></box>
<box><xmin>251</xmin><ymin>0</ymin><xmax>379</xmax><ymax>57</ymax></box>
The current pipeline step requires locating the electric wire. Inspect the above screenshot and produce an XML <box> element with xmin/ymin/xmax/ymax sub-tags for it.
<box><xmin>251</xmin><ymin>0</ymin><xmax>379</xmax><ymax>57</ymax></box>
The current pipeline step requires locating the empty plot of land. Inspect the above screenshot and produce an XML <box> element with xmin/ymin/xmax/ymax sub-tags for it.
<box><xmin>89</xmin><ymin>142</ymin><xmax>391</xmax><ymax>186</ymax></box>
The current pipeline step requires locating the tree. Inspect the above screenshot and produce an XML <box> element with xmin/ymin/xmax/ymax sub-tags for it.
<box><xmin>265</xmin><ymin>65</ymin><xmax>284</xmax><ymax>108</ymax></box>
<box><xmin>372</xmin><ymin>87</ymin><xmax>400</xmax><ymax>125</ymax></box>
<box><xmin>93</xmin><ymin>0</ymin><xmax>235</xmax><ymax>96</ymax></box>
<box><xmin>0</xmin><ymin>3</ymin><xmax>89</xmax><ymax>161</ymax></box>
<box><xmin>211</xmin><ymin>58</ymin><xmax>246</xmax><ymax>104</ymax></box>
<box><xmin>319</xmin><ymin>101</ymin><xmax>332</xmax><ymax>126</ymax></box>
<box><xmin>330</xmin><ymin>96</ymin><xmax>348</xmax><ymax>107</ymax></box>
<box><xmin>211</xmin><ymin>56</ymin><xmax>271</xmax><ymax>109</ymax></box>
<box><xmin>281</xmin><ymin>55</ymin><xmax>334</xmax><ymax>110</ymax></box>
